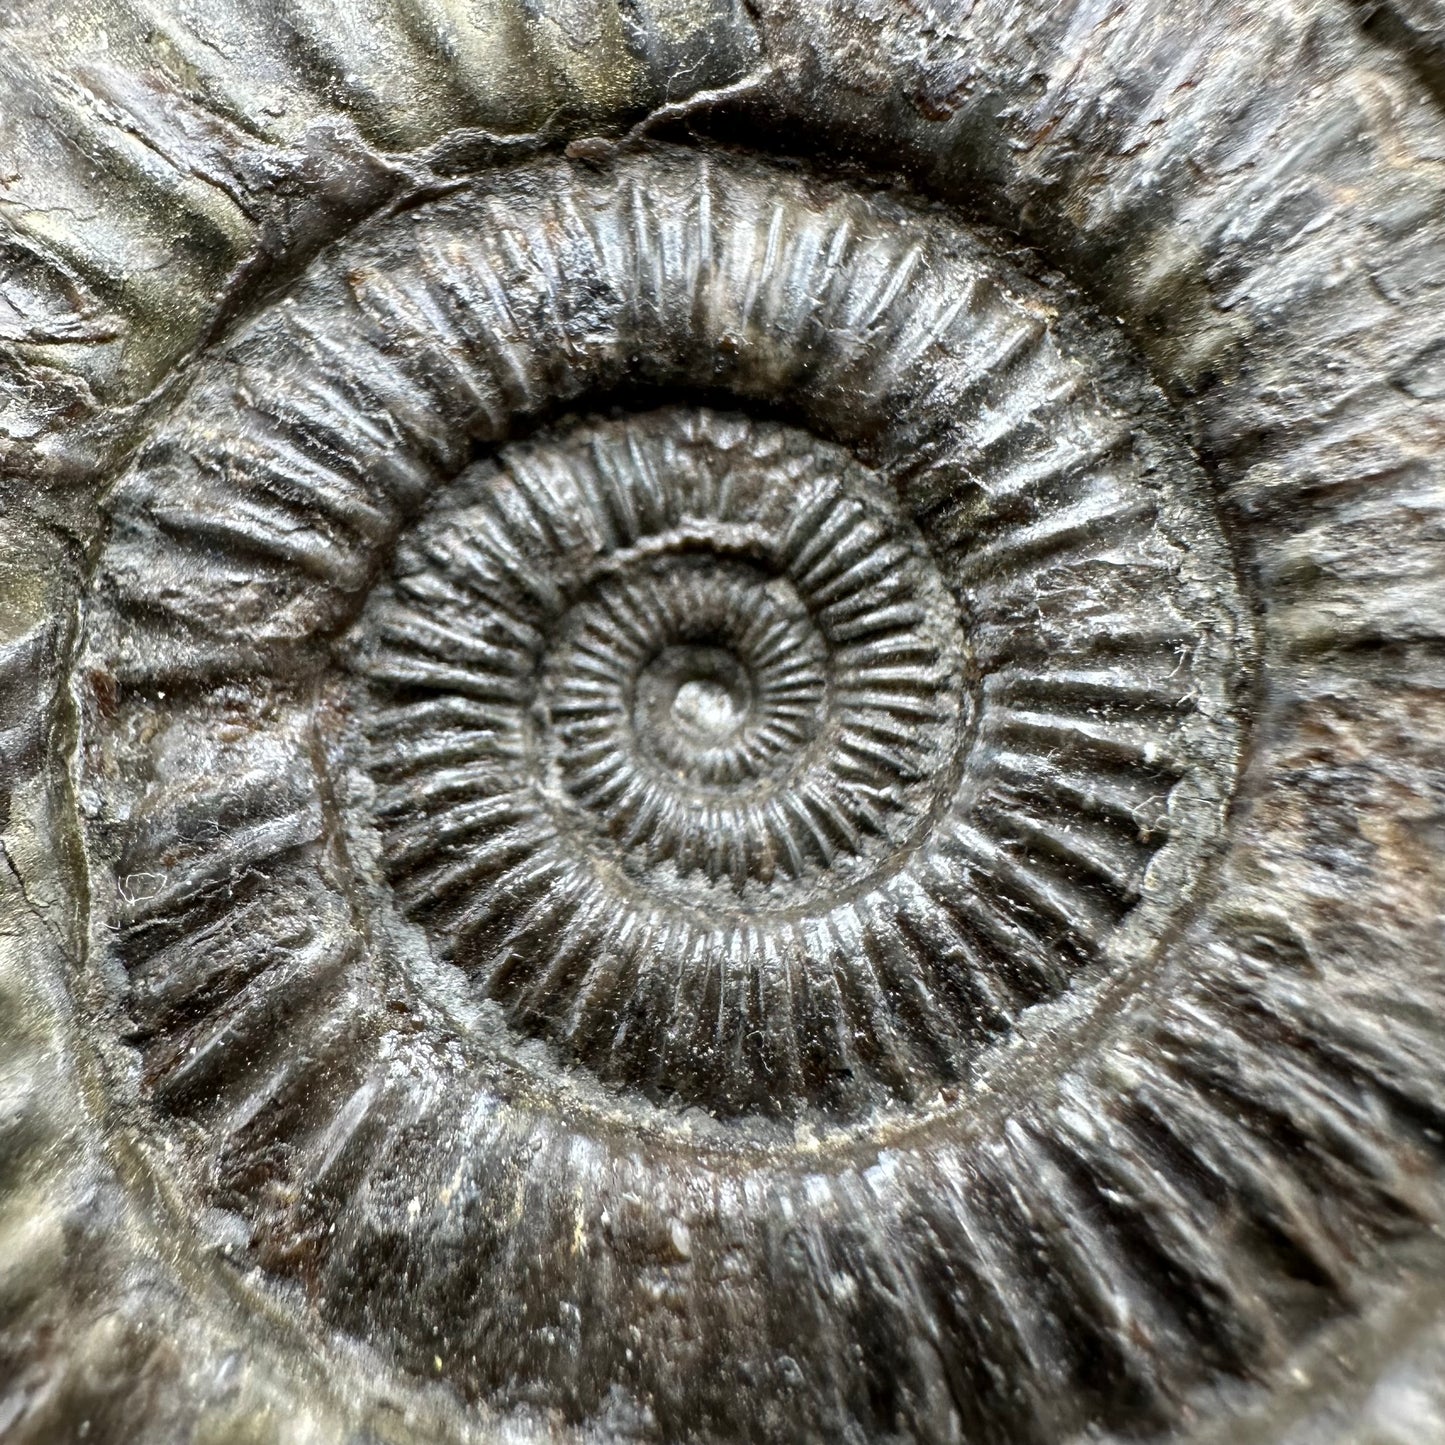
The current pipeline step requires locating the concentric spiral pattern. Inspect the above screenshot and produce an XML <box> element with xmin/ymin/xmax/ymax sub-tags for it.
<box><xmin>69</xmin><ymin>143</ymin><xmax>1298</xmax><ymax>1442</ymax></box>
<box><xmin>4</xmin><ymin>0</ymin><xmax>1445</xmax><ymax>1434</ymax></box>
<box><xmin>360</xmin><ymin>410</ymin><xmax>976</xmax><ymax>1114</ymax></box>
<box><xmin>356</xmin><ymin>393</ymin><xmax>1236</xmax><ymax>1117</ymax></box>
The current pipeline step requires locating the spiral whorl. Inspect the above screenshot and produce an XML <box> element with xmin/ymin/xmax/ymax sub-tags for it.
<box><xmin>70</xmin><ymin>144</ymin><xmax>1322</xmax><ymax>1445</ymax></box>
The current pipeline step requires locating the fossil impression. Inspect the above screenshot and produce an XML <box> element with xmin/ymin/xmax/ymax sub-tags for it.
<box><xmin>2</xmin><ymin>2</ymin><xmax>1445</xmax><ymax>1443</ymax></box>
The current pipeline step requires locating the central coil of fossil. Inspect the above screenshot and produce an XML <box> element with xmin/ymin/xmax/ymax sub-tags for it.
<box><xmin>79</xmin><ymin>145</ymin><xmax>1258</xmax><ymax>1421</ymax></box>
<box><xmin>358</xmin><ymin>411</ymin><xmax>979</xmax><ymax>1115</ymax></box>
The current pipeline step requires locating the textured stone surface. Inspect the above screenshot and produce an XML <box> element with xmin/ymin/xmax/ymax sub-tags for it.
<box><xmin>2</xmin><ymin>1</ymin><xmax>1445</xmax><ymax>1442</ymax></box>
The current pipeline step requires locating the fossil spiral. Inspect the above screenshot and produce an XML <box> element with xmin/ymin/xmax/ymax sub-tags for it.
<box><xmin>3</xmin><ymin>2</ymin><xmax>1445</xmax><ymax>1443</ymax></box>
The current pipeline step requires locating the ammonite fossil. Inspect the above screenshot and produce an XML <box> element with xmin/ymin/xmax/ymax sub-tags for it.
<box><xmin>2</xmin><ymin>1</ymin><xmax>1445</xmax><ymax>1442</ymax></box>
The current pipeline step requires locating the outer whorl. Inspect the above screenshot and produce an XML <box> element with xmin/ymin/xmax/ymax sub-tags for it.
<box><xmin>3</xmin><ymin>3</ymin><xmax>1445</xmax><ymax>1445</ymax></box>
